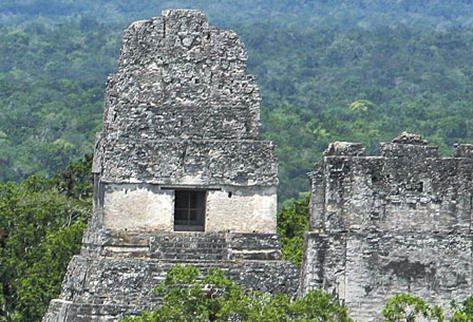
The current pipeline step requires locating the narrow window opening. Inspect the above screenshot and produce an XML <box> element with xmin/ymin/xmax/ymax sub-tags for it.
<box><xmin>417</xmin><ymin>182</ymin><xmax>424</xmax><ymax>193</ymax></box>
<box><xmin>174</xmin><ymin>190</ymin><xmax>206</xmax><ymax>231</ymax></box>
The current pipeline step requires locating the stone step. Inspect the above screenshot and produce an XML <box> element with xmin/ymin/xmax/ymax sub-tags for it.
<box><xmin>84</xmin><ymin>231</ymin><xmax>283</xmax><ymax>260</ymax></box>
<box><xmin>43</xmin><ymin>299</ymin><xmax>138</xmax><ymax>322</ymax></box>
<box><xmin>150</xmin><ymin>233</ymin><xmax>229</xmax><ymax>260</ymax></box>
<box><xmin>58</xmin><ymin>255</ymin><xmax>300</xmax><ymax>310</ymax></box>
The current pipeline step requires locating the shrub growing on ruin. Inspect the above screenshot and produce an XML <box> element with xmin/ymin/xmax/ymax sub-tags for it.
<box><xmin>122</xmin><ymin>265</ymin><xmax>352</xmax><ymax>322</ymax></box>
<box><xmin>382</xmin><ymin>293</ymin><xmax>444</xmax><ymax>322</ymax></box>
<box><xmin>277</xmin><ymin>194</ymin><xmax>310</xmax><ymax>267</ymax></box>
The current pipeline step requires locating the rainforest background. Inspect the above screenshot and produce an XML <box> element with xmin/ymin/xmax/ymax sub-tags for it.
<box><xmin>2</xmin><ymin>1</ymin><xmax>473</xmax><ymax>320</ymax></box>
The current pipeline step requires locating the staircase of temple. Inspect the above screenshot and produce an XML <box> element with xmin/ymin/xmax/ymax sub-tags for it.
<box><xmin>150</xmin><ymin>232</ymin><xmax>229</xmax><ymax>260</ymax></box>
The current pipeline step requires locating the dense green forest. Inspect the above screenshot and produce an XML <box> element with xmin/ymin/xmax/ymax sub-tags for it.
<box><xmin>123</xmin><ymin>266</ymin><xmax>473</xmax><ymax>321</ymax></box>
<box><xmin>0</xmin><ymin>157</ymin><xmax>92</xmax><ymax>321</ymax></box>
<box><xmin>3</xmin><ymin>0</ymin><xmax>473</xmax><ymax>30</ymax></box>
<box><xmin>2</xmin><ymin>1</ymin><xmax>473</xmax><ymax>320</ymax></box>
<box><xmin>2</xmin><ymin>11</ymin><xmax>473</xmax><ymax>199</ymax></box>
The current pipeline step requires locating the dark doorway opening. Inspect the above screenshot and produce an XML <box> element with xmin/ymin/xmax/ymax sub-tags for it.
<box><xmin>174</xmin><ymin>190</ymin><xmax>206</xmax><ymax>231</ymax></box>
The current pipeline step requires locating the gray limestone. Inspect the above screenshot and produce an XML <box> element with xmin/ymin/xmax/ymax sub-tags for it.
<box><xmin>42</xmin><ymin>7</ymin><xmax>473</xmax><ymax>321</ymax></box>
<box><xmin>301</xmin><ymin>133</ymin><xmax>473</xmax><ymax>321</ymax></box>
<box><xmin>44</xmin><ymin>9</ymin><xmax>298</xmax><ymax>322</ymax></box>
<box><xmin>44</xmin><ymin>255</ymin><xmax>298</xmax><ymax>322</ymax></box>
<box><xmin>96</xmin><ymin>139</ymin><xmax>277</xmax><ymax>186</ymax></box>
<box><xmin>94</xmin><ymin>9</ymin><xmax>271</xmax><ymax>186</ymax></box>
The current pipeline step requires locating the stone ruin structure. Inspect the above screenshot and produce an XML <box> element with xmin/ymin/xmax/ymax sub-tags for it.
<box><xmin>300</xmin><ymin>133</ymin><xmax>473</xmax><ymax>320</ymax></box>
<box><xmin>43</xmin><ymin>9</ymin><xmax>473</xmax><ymax>322</ymax></box>
<box><xmin>43</xmin><ymin>9</ymin><xmax>299</xmax><ymax>321</ymax></box>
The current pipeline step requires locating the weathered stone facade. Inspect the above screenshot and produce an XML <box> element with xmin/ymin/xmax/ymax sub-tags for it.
<box><xmin>300</xmin><ymin>132</ymin><xmax>473</xmax><ymax>321</ymax></box>
<box><xmin>92</xmin><ymin>9</ymin><xmax>279</xmax><ymax>233</ymax></box>
<box><xmin>43</xmin><ymin>10</ymin><xmax>299</xmax><ymax>322</ymax></box>
<box><xmin>43</xmin><ymin>8</ymin><xmax>473</xmax><ymax>322</ymax></box>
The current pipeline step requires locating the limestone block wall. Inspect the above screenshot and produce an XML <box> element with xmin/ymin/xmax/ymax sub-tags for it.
<box><xmin>93</xmin><ymin>9</ymin><xmax>272</xmax><ymax>184</ymax></box>
<box><xmin>301</xmin><ymin>232</ymin><xmax>472</xmax><ymax>320</ymax></box>
<box><xmin>94</xmin><ymin>138</ymin><xmax>278</xmax><ymax>186</ymax></box>
<box><xmin>308</xmin><ymin>138</ymin><xmax>472</xmax><ymax>234</ymax></box>
<box><xmin>104</xmin><ymin>9</ymin><xmax>259</xmax><ymax>141</ymax></box>
<box><xmin>89</xmin><ymin>8</ymin><xmax>280</xmax><ymax>236</ymax></box>
<box><xmin>44</xmin><ymin>256</ymin><xmax>299</xmax><ymax>322</ymax></box>
<box><xmin>101</xmin><ymin>183</ymin><xmax>277</xmax><ymax>233</ymax></box>
<box><xmin>301</xmin><ymin>133</ymin><xmax>473</xmax><ymax>321</ymax></box>
<box><xmin>205</xmin><ymin>187</ymin><xmax>277</xmax><ymax>232</ymax></box>
<box><xmin>43</xmin><ymin>11</ymin><xmax>297</xmax><ymax>322</ymax></box>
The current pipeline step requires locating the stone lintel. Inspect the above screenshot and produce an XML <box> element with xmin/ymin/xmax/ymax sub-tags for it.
<box><xmin>98</xmin><ymin>139</ymin><xmax>278</xmax><ymax>186</ymax></box>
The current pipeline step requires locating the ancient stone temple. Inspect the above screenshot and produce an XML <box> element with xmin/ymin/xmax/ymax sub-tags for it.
<box><xmin>43</xmin><ymin>10</ymin><xmax>299</xmax><ymax>321</ymax></box>
<box><xmin>300</xmin><ymin>133</ymin><xmax>473</xmax><ymax>321</ymax></box>
<box><xmin>43</xmin><ymin>8</ymin><xmax>473</xmax><ymax>321</ymax></box>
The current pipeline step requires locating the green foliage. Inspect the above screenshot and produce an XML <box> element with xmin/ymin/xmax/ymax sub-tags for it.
<box><xmin>383</xmin><ymin>293</ymin><xmax>473</xmax><ymax>321</ymax></box>
<box><xmin>3</xmin><ymin>0</ymin><xmax>473</xmax><ymax>30</ymax></box>
<box><xmin>3</xmin><ymin>13</ymin><xmax>473</xmax><ymax>202</ymax></box>
<box><xmin>3</xmin><ymin>4</ymin><xmax>473</xmax><ymax>321</ymax></box>
<box><xmin>54</xmin><ymin>153</ymin><xmax>94</xmax><ymax>200</ymax></box>
<box><xmin>122</xmin><ymin>265</ymin><xmax>353</xmax><ymax>322</ymax></box>
<box><xmin>0</xmin><ymin>156</ymin><xmax>92</xmax><ymax>321</ymax></box>
<box><xmin>0</xmin><ymin>20</ymin><xmax>117</xmax><ymax>182</ymax></box>
<box><xmin>451</xmin><ymin>296</ymin><xmax>473</xmax><ymax>321</ymax></box>
<box><xmin>383</xmin><ymin>293</ymin><xmax>444</xmax><ymax>322</ymax></box>
<box><xmin>0</xmin><ymin>73</ymin><xmax>105</xmax><ymax>182</ymax></box>
<box><xmin>290</xmin><ymin>290</ymin><xmax>353</xmax><ymax>321</ymax></box>
<box><xmin>277</xmin><ymin>194</ymin><xmax>310</xmax><ymax>266</ymax></box>
<box><xmin>250</xmin><ymin>24</ymin><xmax>473</xmax><ymax>199</ymax></box>
<box><xmin>349</xmin><ymin>99</ymin><xmax>375</xmax><ymax>112</ymax></box>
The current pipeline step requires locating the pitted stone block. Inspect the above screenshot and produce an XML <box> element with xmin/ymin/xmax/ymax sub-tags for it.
<box><xmin>391</xmin><ymin>132</ymin><xmax>428</xmax><ymax>145</ymax></box>
<box><xmin>323</xmin><ymin>142</ymin><xmax>365</xmax><ymax>156</ymax></box>
<box><xmin>45</xmin><ymin>255</ymin><xmax>299</xmax><ymax>321</ymax></box>
<box><xmin>381</xmin><ymin>132</ymin><xmax>438</xmax><ymax>157</ymax></box>
<box><xmin>454</xmin><ymin>143</ymin><xmax>473</xmax><ymax>158</ymax></box>
<box><xmin>99</xmin><ymin>139</ymin><xmax>278</xmax><ymax>186</ymax></box>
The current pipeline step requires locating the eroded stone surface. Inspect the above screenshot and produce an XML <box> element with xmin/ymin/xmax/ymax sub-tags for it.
<box><xmin>301</xmin><ymin>133</ymin><xmax>473</xmax><ymax>321</ymax></box>
<box><xmin>44</xmin><ymin>252</ymin><xmax>299</xmax><ymax>322</ymax></box>
<box><xmin>97</xmin><ymin>139</ymin><xmax>278</xmax><ymax>186</ymax></box>
<box><xmin>44</xmin><ymin>10</ymin><xmax>297</xmax><ymax>322</ymax></box>
<box><xmin>93</xmin><ymin>9</ymin><xmax>274</xmax><ymax>186</ymax></box>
